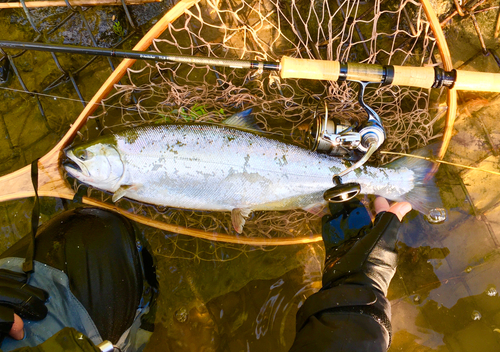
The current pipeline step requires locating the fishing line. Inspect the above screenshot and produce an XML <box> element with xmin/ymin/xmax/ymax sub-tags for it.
<box><xmin>0</xmin><ymin>85</ymin><xmax>140</xmax><ymax>113</ymax></box>
<box><xmin>380</xmin><ymin>151</ymin><xmax>500</xmax><ymax>176</ymax></box>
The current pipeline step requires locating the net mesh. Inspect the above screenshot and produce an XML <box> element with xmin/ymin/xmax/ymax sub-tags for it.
<box><xmin>69</xmin><ymin>0</ymin><xmax>445</xmax><ymax>247</ymax></box>
<box><xmin>94</xmin><ymin>0</ymin><xmax>445</xmax><ymax>158</ymax></box>
<box><xmin>0</xmin><ymin>0</ymin><xmax>169</xmax><ymax>176</ymax></box>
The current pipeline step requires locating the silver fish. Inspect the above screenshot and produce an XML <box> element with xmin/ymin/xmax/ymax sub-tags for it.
<box><xmin>64</xmin><ymin>112</ymin><xmax>439</xmax><ymax>233</ymax></box>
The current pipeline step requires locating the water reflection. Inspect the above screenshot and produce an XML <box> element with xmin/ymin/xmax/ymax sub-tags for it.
<box><xmin>389</xmin><ymin>197</ymin><xmax>500</xmax><ymax>352</ymax></box>
<box><xmin>391</xmin><ymin>242</ymin><xmax>450</xmax><ymax>302</ymax></box>
<box><xmin>144</xmin><ymin>238</ymin><xmax>323</xmax><ymax>351</ymax></box>
<box><xmin>205</xmin><ymin>264</ymin><xmax>321</xmax><ymax>351</ymax></box>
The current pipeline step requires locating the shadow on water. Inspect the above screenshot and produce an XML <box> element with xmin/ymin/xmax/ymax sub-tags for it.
<box><xmin>142</xmin><ymin>235</ymin><xmax>324</xmax><ymax>352</ymax></box>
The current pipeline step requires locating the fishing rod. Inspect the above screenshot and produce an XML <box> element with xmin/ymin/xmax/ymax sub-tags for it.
<box><xmin>1</xmin><ymin>40</ymin><xmax>500</xmax><ymax>92</ymax></box>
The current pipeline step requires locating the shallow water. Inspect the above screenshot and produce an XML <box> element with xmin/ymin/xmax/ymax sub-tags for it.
<box><xmin>1</xmin><ymin>0</ymin><xmax>500</xmax><ymax>352</ymax></box>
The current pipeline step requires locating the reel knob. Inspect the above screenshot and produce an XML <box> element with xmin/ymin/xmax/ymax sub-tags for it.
<box><xmin>323</xmin><ymin>182</ymin><xmax>361</xmax><ymax>203</ymax></box>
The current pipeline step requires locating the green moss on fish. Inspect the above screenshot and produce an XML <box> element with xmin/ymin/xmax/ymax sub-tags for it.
<box><xmin>123</xmin><ymin>129</ymin><xmax>141</xmax><ymax>144</ymax></box>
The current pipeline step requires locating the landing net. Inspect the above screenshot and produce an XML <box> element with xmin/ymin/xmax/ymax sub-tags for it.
<box><xmin>69</xmin><ymin>0</ymin><xmax>447</xmax><ymax>248</ymax></box>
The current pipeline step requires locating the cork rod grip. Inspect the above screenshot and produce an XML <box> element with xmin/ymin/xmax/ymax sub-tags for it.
<box><xmin>280</xmin><ymin>57</ymin><xmax>500</xmax><ymax>92</ymax></box>
<box><xmin>453</xmin><ymin>70</ymin><xmax>500</xmax><ymax>92</ymax></box>
<box><xmin>280</xmin><ymin>56</ymin><xmax>340</xmax><ymax>81</ymax></box>
<box><xmin>391</xmin><ymin>66</ymin><xmax>435</xmax><ymax>89</ymax></box>
<box><xmin>280</xmin><ymin>56</ymin><xmax>437</xmax><ymax>88</ymax></box>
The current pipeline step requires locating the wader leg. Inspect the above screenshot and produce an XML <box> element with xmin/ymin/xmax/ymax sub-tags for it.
<box><xmin>289</xmin><ymin>285</ymin><xmax>390</xmax><ymax>352</ymax></box>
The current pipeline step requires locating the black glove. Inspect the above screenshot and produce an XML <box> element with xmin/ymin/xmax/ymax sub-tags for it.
<box><xmin>290</xmin><ymin>198</ymin><xmax>405</xmax><ymax>352</ymax></box>
<box><xmin>0</xmin><ymin>268</ymin><xmax>49</xmax><ymax>344</ymax></box>
<box><xmin>322</xmin><ymin>199</ymin><xmax>401</xmax><ymax>296</ymax></box>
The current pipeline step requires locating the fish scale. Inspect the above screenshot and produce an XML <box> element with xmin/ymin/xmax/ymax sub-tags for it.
<box><xmin>116</xmin><ymin>124</ymin><xmax>338</xmax><ymax>210</ymax></box>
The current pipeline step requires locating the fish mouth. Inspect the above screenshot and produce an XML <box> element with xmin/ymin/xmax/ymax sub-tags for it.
<box><xmin>62</xmin><ymin>150</ymin><xmax>89</xmax><ymax>178</ymax></box>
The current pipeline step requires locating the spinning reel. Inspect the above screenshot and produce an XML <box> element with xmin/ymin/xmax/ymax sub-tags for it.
<box><xmin>309</xmin><ymin>81</ymin><xmax>386</xmax><ymax>203</ymax></box>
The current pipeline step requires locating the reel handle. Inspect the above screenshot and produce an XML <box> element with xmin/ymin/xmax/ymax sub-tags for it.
<box><xmin>323</xmin><ymin>176</ymin><xmax>361</xmax><ymax>203</ymax></box>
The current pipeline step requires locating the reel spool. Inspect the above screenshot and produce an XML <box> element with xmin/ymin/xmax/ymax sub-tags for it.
<box><xmin>308</xmin><ymin>112</ymin><xmax>360</xmax><ymax>157</ymax></box>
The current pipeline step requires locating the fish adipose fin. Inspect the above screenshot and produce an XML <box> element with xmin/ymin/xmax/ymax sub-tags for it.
<box><xmin>231</xmin><ymin>208</ymin><xmax>252</xmax><ymax>234</ymax></box>
<box><xmin>386</xmin><ymin>144</ymin><xmax>443</xmax><ymax>216</ymax></box>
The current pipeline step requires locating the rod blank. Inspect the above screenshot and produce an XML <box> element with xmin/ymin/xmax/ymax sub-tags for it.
<box><xmin>1</xmin><ymin>40</ymin><xmax>499</xmax><ymax>92</ymax></box>
<box><xmin>0</xmin><ymin>40</ymin><xmax>279</xmax><ymax>71</ymax></box>
<box><xmin>0</xmin><ymin>0</ymin><xmax>161</xmax><ymax>8</ymax></box>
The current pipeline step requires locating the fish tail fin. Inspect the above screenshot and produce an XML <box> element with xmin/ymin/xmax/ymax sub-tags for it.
<box><xmin>385</xmin><ymin>144</ymin><xmax>443</xmax><ymax>216</ymax></box>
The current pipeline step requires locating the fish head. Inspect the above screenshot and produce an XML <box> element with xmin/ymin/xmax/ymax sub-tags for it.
<box><xmin>64</xmin><ymin>141</ymin><xmax>124</xmax><ymax>190</ymax></box>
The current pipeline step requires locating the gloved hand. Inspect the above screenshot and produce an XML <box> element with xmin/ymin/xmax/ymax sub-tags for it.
<box><xmin>322</xmin><ymin>197</ymin><xmax>411</xmax><ymax>295</ymax></box>
<box><xmin>0</xmin><ymin>269</ymin><xmax>49</xmax><ymax>344</ymax></box>
<box><xmin>290</xmin><ymin>197</ymin><xmax>412</xmax><ymax>352</ymax></box>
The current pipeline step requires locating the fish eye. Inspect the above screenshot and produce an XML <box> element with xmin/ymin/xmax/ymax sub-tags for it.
<box><xmin>75</xmin><ymin>149</ymin><xmax>93</xmax><ymax>161</ymax></box>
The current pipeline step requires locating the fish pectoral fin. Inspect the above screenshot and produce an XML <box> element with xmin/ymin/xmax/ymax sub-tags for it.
<box><xmin>231</xmin><ymin>208</ymin><xmax>252</xmax><ymax>234</ymax></box>
<box><xmin>112</xmin><ymin>185</ymin><xmax>139</xmax><ymax>203</ymax></box>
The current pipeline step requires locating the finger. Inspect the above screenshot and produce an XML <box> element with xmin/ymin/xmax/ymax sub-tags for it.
<box><xmin>374</xmin><ymin>197</ymin><xmax>390</xmax><ymax>214</ymax></box>
<box><xmin>9</xmin><ymin>314</ymin><xmax>24</xmax><ymax>340</ymax></box>
<box><xmin>387</xmin><ymin>202</ymin><xmax>412</xmax><ymax>221</ymax></box>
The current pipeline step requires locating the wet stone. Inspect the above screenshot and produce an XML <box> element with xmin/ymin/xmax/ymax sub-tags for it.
<box><xmin>462</xmin><ymin>155</ymin><xmax>500</xmax><ymax>213</ymax></box>
<box><xmin>175</xmin><ymin>307</ymin><xmax>188</xmax><ymax>323</ymax></box>
<box><xmin>487</xmin><ymin>287</ymin><xmax>498</xmax><ymax>297</ymax></box>
<box><xmin>471</xmin><ymin>310</ymin><xmax>482</xmax><ymax>321</ymax></box>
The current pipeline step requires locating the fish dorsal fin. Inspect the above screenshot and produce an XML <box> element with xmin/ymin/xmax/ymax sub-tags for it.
<box><xmin>231</xmin><ymin>208</ymin><xmax>252</xmax><ymax>234</ymax></box>
<box><xmin>222</xmin><ymin>109</ymin><xmax>262</xmax><ymax>133</ymax></box>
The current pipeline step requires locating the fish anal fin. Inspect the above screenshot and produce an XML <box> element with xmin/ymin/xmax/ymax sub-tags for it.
<box><xmin>231</xmin><ymin>208</ymin><xmax>252</xmax><ymax>234</ymax></box>
<box><xmin>112</xmin><ymin>185</ymin><xmax>140</xmax><ymax>203</ymax></box>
